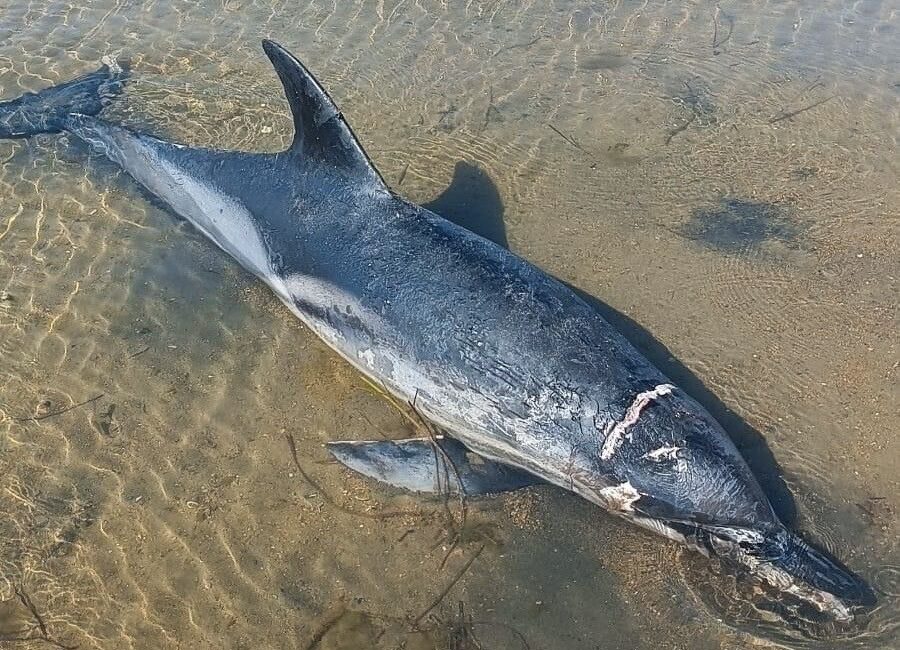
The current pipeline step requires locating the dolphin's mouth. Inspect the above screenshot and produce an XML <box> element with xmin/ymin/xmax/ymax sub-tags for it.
<box><xmin>631</xmin><ymin>513</ymin><xmax>876</xmax><ymax>631</ymax></box>
<box><xmin>699</xmin><ymin>524</ymin><xmax>876</xmax><ymax>626</ymax></box>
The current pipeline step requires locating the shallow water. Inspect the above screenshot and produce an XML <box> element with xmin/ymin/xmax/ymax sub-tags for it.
<box><xmin>0</xmin><ymin>1</ymin><xmax>897</xmax><ymax>648</ymax></box>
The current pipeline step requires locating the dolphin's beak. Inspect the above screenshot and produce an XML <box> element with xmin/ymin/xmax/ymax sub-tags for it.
<box><xmin>702</xmin><ymin>524</ymin><xmax>875</xmax><ymax>623</ymax></box>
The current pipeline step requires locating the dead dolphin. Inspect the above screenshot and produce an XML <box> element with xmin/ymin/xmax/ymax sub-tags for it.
<box><xmin>0</xmin><ymin>39</ymin><xmax>873</xmax><ymax>624</ymax></box>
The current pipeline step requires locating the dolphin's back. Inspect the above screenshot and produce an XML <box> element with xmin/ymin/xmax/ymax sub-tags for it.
<box><xmin>273</xmin><ymin>190</ymin><xmax>659</xmax><ymax>473</ymax></box>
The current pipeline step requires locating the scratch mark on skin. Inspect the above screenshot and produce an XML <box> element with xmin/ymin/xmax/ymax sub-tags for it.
<box><xmin>642</xmin><ymin>445</ymin><xmax>681</xmax><ymax>462</ymax></box>
<box><xmin>599</xmin><ymin>383</ymin><xmax>675</xmax><ymax>460</ymax></box>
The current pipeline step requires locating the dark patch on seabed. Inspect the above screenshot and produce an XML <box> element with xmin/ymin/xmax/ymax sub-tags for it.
<box><xmin>680</xmin><ymin>198</ymin><xmax>802</xmax><ymax>254</ymax></box>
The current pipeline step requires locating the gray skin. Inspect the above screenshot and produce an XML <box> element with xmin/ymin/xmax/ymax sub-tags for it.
<box><xmin>0</xmin><ymin>40</ymin><xmax>872</xmax><ymax>625</ymax></box>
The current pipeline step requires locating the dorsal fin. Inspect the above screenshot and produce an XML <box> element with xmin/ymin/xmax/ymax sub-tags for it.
<box><xmin>261</xmin><ymin>39</ymin><xmax>386</xmax><ymax>189</ymax></box>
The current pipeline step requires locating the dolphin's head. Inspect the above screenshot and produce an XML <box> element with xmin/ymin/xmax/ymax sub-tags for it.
<box><xmin>620</xmin><ymin>493</ymin><xmax>875</xmax><ymax>628</ymax></box>
<box><xmin>695</xmin><ymin>522</ymin><xmax>875</xmax><ymax>624</ymax></box>
<box><xmin>621</xmin><ymin>495</ymin><xmax>874</xmax><ymax>626</ymax></box>
<box><xmin>598</xmin><ymin>386</ymin><xmax>875</xmax><ymax>628</ymax></box>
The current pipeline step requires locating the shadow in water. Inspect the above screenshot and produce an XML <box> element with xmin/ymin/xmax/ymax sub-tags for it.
<box><xmin>425</xmin><ymin>160</ymin><xmax>797</xmax><ymax>525</ymax></box>
<box><xmin>424</xmin><ymin>162</ymin><xmax>508</xmax><ymax>249</ymax></box>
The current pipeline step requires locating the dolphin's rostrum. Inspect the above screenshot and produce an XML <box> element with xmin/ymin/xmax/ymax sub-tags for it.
<box><xmin>0</xmin><ymin>39</ymin><xmax>874</xmax><ymax>626</ymax></box>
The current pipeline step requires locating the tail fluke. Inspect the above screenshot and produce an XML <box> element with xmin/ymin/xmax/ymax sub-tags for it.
<box><xmin>0</xmin><ymin>58</ymin><xmax>127</xmax><ymax>139</ymax></box>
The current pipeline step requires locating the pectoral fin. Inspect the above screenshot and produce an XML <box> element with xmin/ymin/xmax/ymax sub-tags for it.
<box><xmin>326</xmin><ymin>436</ymin><xmax>540</xmax><ymax>496</ymax></box>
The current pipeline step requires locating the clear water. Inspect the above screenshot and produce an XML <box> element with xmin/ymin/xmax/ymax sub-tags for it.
<box><xmin>0</xmin><ymin>1</ymin><xmax>897</xmax><ymax>648</ymax></box>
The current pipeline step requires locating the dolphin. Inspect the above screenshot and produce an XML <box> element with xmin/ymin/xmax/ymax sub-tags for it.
<box><xmin>0</xmin><ymin>40</ymin><xmax>873</xmax><ymax>625</ymax></box>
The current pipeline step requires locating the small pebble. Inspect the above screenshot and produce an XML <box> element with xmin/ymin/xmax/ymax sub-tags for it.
<box><xmin>36</xmin><ymin>399</ymin><xmax>53</xmax><ymax>415</ymax></box>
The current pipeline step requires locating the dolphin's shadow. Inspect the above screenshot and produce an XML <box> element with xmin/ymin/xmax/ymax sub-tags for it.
<box><xmin>423</xmin><ymin>162</ymin><xmax>508</xmax><ymax>249</ymax></box>
<box><xmin>424</xmin><ymin>161</ymin><xmax>797</xmax><ymax>525</ymax></box>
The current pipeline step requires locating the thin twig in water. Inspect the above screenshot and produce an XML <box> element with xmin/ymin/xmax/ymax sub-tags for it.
<box><xmin>431</xmin><ymin>440</ymin><xmax>455</xmax><ymax>524</ymax></box>
<box><xmin>471</xmin><ymin>620</ymin><xmax>532</xmax><ymax>650</ymax></box>
<box><xmin>768</xmin><ymin>95</ymin><xmax>835</xmax><ymax>124</ymax></box>
<box><xmin>785</xmin><ymin>77</ymin><xmax>825</xmax><ymax>106</ymax></box>
<box><xmin>10</xmin><ymin>586</ymin><xmax>77</xmax><ymax>649</ymax></box>
<box><xmin>547</xmin><ymin>124</ymin><xmax>586</xmax><ymax>153</ymax></box>
<box><xmin>301</xmin><ymin>600</ymin><xmax>348</xmax><ymax>650</ymax></box>
<box><xmin>16</xmin><ymin>587</ymin><xmax>47</xmax><ymax>638</ymax></box>
<box><xmin>664</xmin><ymin>78</ymin><xmax>705</xmax><ymax>145</ymax></box>
<box><xmin>664</xmin><ymin>111</ymin><xmax>697</xmax><ymax>145</ymax></box>
<box><xmin>359</xmin><ymin>377</ymin><xmax>468</xmax><ymax>537</ymax></box>
<box><xmin>492</xmin><ymin>36</ymin><xmax>542</xmax><ymax>58</ymax></box>
<box><xmin>712</xmin><ymin>8</ymin><xmax>719</xmax><ymax>52</ymax></box>
<box><xmin>357</xmin><ymin>378</ymin><xmax>474</xmax><ymax>570</ymax></box>
<box><xmin>127</xmin><ymin>345</ymin><xmax>150</xmax><ymax>359</ymax></box>
<box><xmin>285</xmin><ymin>433</ymin><xmax>424</xmax><ymax>520</ymax></box>
<box><xmin>14</xmin><ymin>394</ymin><xmax>104</xmax><ymax>422</ymax></box>
<box><xmin>439</xmin><ymin>535</ymin><xmax>461</xmax><ymax>571</ymax></box>
<box><xmin>412</xmin><ymin>544</ymin><xmax>485</xmax><ymax>629</ymax></box>
<box><xmin>711</xmin><ymin>6</ymin><xmax>734</xmax><ymax>54</ymax></box>
<box><xmin>409</xmin><ymin>392</ymin><xmax>468</xmax><ymax>533</ymax></box>
<box><xmin>482</xmin><ymin>85</ymin><xmax>502</xmax><ymax>132</ymax></box>
<box><xmin>445</xmin><ymin>602</ymin><xmax>484</xmax><ymax>650</ymax></box>
<box><xmin>397</xmin><ymin>163</ymin><xmax>409</xmax><ymax>187</ymax></box>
